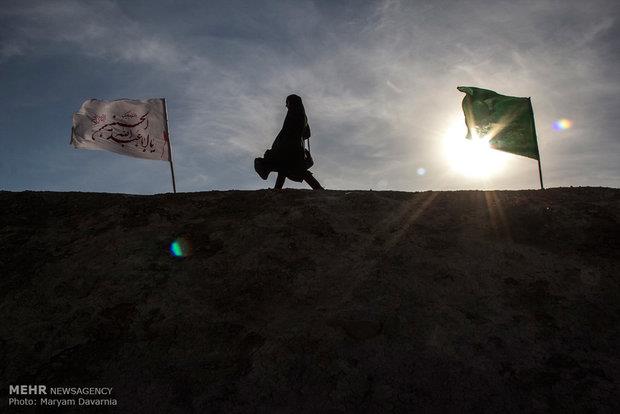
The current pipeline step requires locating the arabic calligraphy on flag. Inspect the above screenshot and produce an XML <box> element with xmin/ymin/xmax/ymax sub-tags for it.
<box><xmin>71</xmin><ymin>98</ymin><xmax>170</xmax><ymax>161</ymax></box>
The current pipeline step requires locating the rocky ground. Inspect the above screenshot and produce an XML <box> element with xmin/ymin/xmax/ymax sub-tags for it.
<box><xmin>1</xmin><ymin>187</ymin><xmax>619</xmax><ymax>412</ymax></box>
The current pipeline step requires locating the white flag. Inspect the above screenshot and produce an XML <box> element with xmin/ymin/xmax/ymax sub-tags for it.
<box><xmin>71</xmin><ymin>98</ymin><xmax>170</xmax><ymax>161</ymax></box>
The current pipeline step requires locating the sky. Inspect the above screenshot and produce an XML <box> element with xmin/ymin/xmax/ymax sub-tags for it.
<box><xmin>1</xmin><ymin>0</ymin><xmax>619</xmax><ymax>193</ymax></box>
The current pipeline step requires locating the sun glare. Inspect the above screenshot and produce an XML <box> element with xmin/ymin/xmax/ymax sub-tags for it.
<box><xmin>442</xmin><ymin>120</ymin><xmax>509</xmax><ymax>178</ymax></box>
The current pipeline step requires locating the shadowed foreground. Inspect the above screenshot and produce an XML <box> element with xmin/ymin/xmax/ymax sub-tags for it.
<box><xmin>1</xmin><ymin>188</ymin><xmax>619</xmax><ymax>412</ymax></box>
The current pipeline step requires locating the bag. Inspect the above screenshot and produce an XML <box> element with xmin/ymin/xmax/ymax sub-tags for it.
<box><xmin>254</xmin><ymin>157</ymin><xmax>269</xmax><ymax>180</ymax></box>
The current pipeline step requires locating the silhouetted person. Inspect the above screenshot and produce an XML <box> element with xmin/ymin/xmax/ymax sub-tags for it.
<box><xmin>254</xmin><ymin>94</ymin><xmax>324</xmax><ymax>190</ymax></box>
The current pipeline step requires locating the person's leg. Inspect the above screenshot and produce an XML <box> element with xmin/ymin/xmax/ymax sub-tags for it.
<box><xmin>303</xmin><ymin>171</ymin><xmax>324</xmax><ymax>190</ymax></box>
<box><xmin>274</xmin><ymin>172</ymin><xmax>286</xmax><ymax>189</ymax></box>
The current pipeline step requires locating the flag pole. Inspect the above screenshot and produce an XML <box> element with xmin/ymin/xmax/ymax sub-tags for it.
<box><xmin>162</xmin><ymin>98</ymin><xmax>177</xmax><ymax>193</ymax></box>
<box><xmin>537</xmin><ymin>157</ymin><xmax>544</xmax><ymax>190</ymax></box>
<box><xmin>529</xmin><ymin>98</ymin><xmax>544</xmax><ymax>190</ymax></box>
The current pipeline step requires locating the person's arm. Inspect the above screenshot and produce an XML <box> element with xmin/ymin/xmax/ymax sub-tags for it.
<box><xmin>282</xmin><ymin>113</ymin><xmax>305</xmax><ymax>142</ymax></box>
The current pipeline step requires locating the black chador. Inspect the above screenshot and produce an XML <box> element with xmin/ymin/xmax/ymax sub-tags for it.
<box><xmin>255</xmin><ymin>94</ymin><xmax>323</xmax><ymax>190</ymax></box>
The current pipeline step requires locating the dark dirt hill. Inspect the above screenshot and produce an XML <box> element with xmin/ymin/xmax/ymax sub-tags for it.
<box><xmin>1</xmin><ymin>187</ymin><xmax>619</xmax><ymax>412</ymax></box>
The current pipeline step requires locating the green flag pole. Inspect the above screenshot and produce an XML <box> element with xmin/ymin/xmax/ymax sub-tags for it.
<box><xmin>537</xmin><ymin>155</ymin><xmax>544</xmax><ymax>190</ymax></box>
<box><xmin>529</xmin><ymin>98</ymin><xmax>544</xmax><ymax>190</ymax></box>
<box><xmin>162</xmin><ymin>98</ymin><xmax>177</xmax><ymax>193</ymax></box>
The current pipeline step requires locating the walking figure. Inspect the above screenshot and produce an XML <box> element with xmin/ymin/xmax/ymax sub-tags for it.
<box><xmin>254</xmin><ymin>94</ymin><xmax>324</xmax><ymax>189</ymax></box>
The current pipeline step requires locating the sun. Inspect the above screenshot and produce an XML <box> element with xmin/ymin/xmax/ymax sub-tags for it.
<box><xmin>442</xmin><ymin>119</ymin><xmax>509</xmax><ymax>178</ymax></box>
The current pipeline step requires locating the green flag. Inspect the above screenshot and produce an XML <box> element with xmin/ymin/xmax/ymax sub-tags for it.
<box><xmin>457</xmin><ymin>86</ymin><xmax>540</xmax><ymax>160</ymax></box>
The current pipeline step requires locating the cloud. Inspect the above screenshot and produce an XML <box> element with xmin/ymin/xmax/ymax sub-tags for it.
<box><xmin>1</xmin><ymin>0</ymin><xmax>619</xmax><ymax>191</ymax></box>
<box><xmin>0</xmin><ymin>0</ymin><xmax>193</xmax><ymax>69</ymax></box>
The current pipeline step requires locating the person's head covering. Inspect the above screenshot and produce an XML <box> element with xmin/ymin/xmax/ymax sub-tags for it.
<box><xmin>286</xmin><ymin>94</ymin><xmax>305</xmax><ymax>115</ymax></box>
<box><xmin>285</xmin><ymin>94</ymin><xmax>308</xmax><ymax>132</ymax></box>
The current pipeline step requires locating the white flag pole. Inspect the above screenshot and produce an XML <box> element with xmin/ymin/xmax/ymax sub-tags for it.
<box><xmin>162</xmin><ymin>98</ymin><xmax>177</xmax><ymax>193</ymax></box>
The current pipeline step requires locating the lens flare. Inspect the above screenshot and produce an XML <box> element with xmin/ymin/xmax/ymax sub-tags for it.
<box><xmin>417</xmin><ymin>167</ymin><xmax>427</xmax><ymax>176</ymax></box>
<box><xmin>552</xmin><ymin>118</ymin><xmax>573</xmax><ymax>131</ymax></box>
<box><xmin>170</xmin><ymin>237</ymin><xmax>191</xmax><ymax>257</ymax></box>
